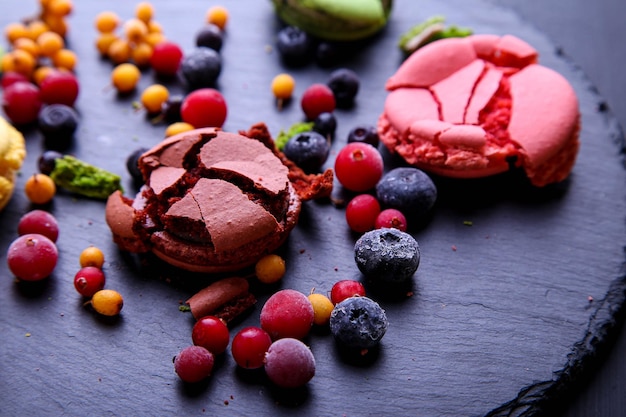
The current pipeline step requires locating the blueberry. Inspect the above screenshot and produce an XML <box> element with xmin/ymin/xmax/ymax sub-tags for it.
<box><xmin>126</xmin><ymin>147</ymin><xmax>148</xmax><ymax>183</ymax></box>
<box><xmin>329</xmin><ymin>296</ymin><xmax>388</xmax><ymax>349</ymax></box>
<box><xmin>376</xmin><ymin>167</ymin><xmax>437</xmax><ymax>218</ymax></box>
<box><xmin>328</xmin><ymin>68</ymin><xmax>359</xmax><ymax>107</ymax></box>
<box><xmin>347</xmin><ymin>125</ymin><xmax>379</xmax><ymax>148</ymax></box>
<box><xmin>37</xmin><ymin>150</ymin><xmax>63</xmax><ymax>175</ymax></box>
<box><xmin>316</xmin><ymin>42</ymin><xmax>338</xmax><ymax>67</ymax></box>
<box><xmin>283</xmin><ymin>131</ymin><xmax>330</xmax><ymax>173</ymax></box>
<box><xmin>354</xmin><ymin>228</ymin><xmax>420</xmax><ymax>283</ymax></box>
<box><xmin>38</xmin><ymin>104</ymin><xmax>79</xmax><ymax>150</ymax></box>
<box><xmin>195</xmin><ymin>24</ymin><xmax>223</xmax><ymax>52</ymax></box>
<box><xmin>180</xmin><ymin>47</ymin><xmax>222</xmax><ymax>88</ymax></box>
<box><xmin>312</xmin><ymin>112</ymin><xmax>337</xmax><ymax>139</ymax></box>
<box><xmin>276</xmin><ymin>26</ymin><xmax>311</xmax><ymax>66</ymax></box>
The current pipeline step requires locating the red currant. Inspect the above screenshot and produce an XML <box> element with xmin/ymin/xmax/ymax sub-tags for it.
<box><xmin>174</xmin><ymin>345</ymin><xmax>215</xmax><ymax>383</ymax></box>
<box><xmin>191</xmin><ymin>316</ymin><xmax>230</xmax><ymax>355</ymax></box>
<box><xmin>330</xmin><ymin>280</ymin><xmax>366</xmax><ymax>304</ymax></box>
<box><xmin>17</xmin><ymin>210</ymin><xmax>60</xmax><ymax>242</ymax></box>
<box><xmin>375</xmin><ymin>208</ymin><xmax>408</xmax><ymax>231</ymax></box>
<box><xmin>150</xmin><ymin>41</ymin><xmax>183</xmax><ymax>77</ymax></box>
<box><xmin>2</xmin><ymin>81</ymin><xmax>42</xmax><ymax>125</ymax></box>
<box><xmin>345</xmin><ymin>194</ymin><xmax>381</xmax><ymax>233</ymax></box>
<box><xmin>73</xmin><ymin>266</ymin><xmax>106</xmax><ymax>297</ymax></box>
<box><xmin>260</xmin><ymin>289</ymin><xmax>314</xmax><ymax>340</ymax></box>
<box><xmin>7</xmin><ymin>234</ymin><xmax>58</xmax><ymax>281</ymax></box>
<box><xmin>1</xmin><ymin>71</ymin><xmax>29</xmax><ymax>89</ymax></box>
<box><xmin>334</xmin><ymin>142</ymin><xmax>384</xmax><ymax>192</ymax></box>
<box><xmin>39</xmin><ymin>70</ymin><xmax>80</xmax><ymax>107</ymax></box>
<box><xmin>231</xmin><ymin>326</ymin><xmax>272</xmax><ymax>369</ymax></box>
<box><xmin>300</xmin><ymin>83</ymin><xmax>335</xmax><ymax>120</ymax></box>
<box><xmin>180</xmin><ymin>88</ymin><xmax>227</xmax><ymax>128</ymax></box>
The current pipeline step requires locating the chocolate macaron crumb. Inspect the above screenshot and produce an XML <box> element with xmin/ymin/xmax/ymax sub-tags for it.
<box><xmin>186</xmin><ymin>277</ymin><xmax>256</xmax><ymax>322</ymax></box>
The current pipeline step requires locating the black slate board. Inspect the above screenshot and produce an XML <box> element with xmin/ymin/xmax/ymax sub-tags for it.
<box><xmin>1</xmin><ymin>0</ymin><xmax>625</xmax><ymax>416</ymax></box>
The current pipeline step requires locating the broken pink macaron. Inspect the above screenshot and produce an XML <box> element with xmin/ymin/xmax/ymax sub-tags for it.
<box><xmin>378</xmin><ymin>34</ymin><xmax>580</xmax><ymax>186</ymax></box>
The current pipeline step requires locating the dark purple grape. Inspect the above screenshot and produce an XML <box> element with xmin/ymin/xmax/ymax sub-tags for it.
<box><xmin>180</xmin><ymin>47</ymin><xmax>222</xmax><ymax>89</ymax></box>
<box><xmin>195</xmin><ymin>24</ymin><xmax>223</xmax><ymax>52</ymax></box>
<box><xmin>313</xmin><ymin>112</ymin><xmax>337</xmax><ymax>139</ymax></box>
<box><xmin>161</xmin><ymin>95</ymin><xmax>184</xmax><ymax>122</ymax></box>
<box><xmin>264</xmin><ymin>338</ymin><xmax>315</xmax><ymax>388</ymax></box>
<box><xmin>316</xmin><ymin>42</ymin><xmax>338</xmax><ymax>67</ymax></box>
<box><xmin>276</xmin><ymin>26</ymin><xmax>311</xmax><ymax>66</ymax></box>
<box><xmin>126</xmin><ymin>147</ymin><xmax>148</xmax><ymax>183</ymax></box>
<box><xmin>347</xmin><ymin>125</ymin><xmax>380</xmax><ymax>148</ymax></box>
<box><xmin>38</xmin><ymin>103</ymin><xmax>79</xmax><ymax>150</ymax></box>
<box><xmin>328</xmin><ymin>68</ymin><xmax>360</xmax><ymax>107</ymax></box>
<box><xmin>37</xmin><ymin>150</ymin><xmax>63</xmax><ymax>175</ymax></box>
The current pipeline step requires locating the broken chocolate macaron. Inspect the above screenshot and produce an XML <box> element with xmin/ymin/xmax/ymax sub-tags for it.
<box><xmin>105</xmin><ymin>123</ymin><xmax>332</xmax><ymax>273</ymax></box>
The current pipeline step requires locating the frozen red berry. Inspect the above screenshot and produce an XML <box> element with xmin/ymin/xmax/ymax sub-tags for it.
<box><xmin>300</xmin><ymin>83</ymin><xmax>335</xmax><ymax>120</ymax></box>
<box><xmin>260</xmin><ymin>289</ymin><xmax>314</xmax><ymax>340</ymax></box>
<box><xmin>150</xmin><ymin>41</ymin><xmax>183</xmax><ymax>77</ymax></box>
<box><xmin>173</xmin><ymin>345</ymin><xmax>215</xmax><ymax>383</ymax></box>
<box><xmin>180</xmin><ymin>88</ymin><xmax>227</xmax><ymax>128</ymax></box>
<box><xmin>264</xmin><ymin>338</ymin><xmax>315</xmax><ymax>388</ymax></box>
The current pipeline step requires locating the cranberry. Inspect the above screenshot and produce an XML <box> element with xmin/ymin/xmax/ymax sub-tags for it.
<box><xmin>191</xmin><ymin>316</ymin><xmax>230</xmax><ymax>355</ymax></box>
<box><xmin>330</xmin><ymin>280</ymin><xmax>366</xmax><ymax>304</ymax></box>
<box><xmin>334</xmin><ymin>142</ymin><xmax>384</xmax><ymax>192</ymax></box>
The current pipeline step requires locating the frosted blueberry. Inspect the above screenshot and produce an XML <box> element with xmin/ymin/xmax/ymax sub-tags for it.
<box><xmin>329</xmin><ymin>296</ymin><xmax>388</xmax><ymax>349</ymax></box>
<box><xmin>375</xmin><ymin>167</ymin><xmax>437</xmax><ymax>218</ymax></box>
<box><xmin>354</xmin><ymin>228</ymin><xmax>420</xmax><ymax>283</ymax></box>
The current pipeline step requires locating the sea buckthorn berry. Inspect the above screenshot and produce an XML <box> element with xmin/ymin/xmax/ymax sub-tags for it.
<box><xmin>123</xmin><ymin>18</ymin><xmax>148</xmax><ymax>44</ymax></box>
<box><xmin>330</xmin><ymin>280</ymin><xmax>366</xmax><ymax>304</ymax></box>
<box><xmin>307</xmin><ymin>293</ymin><xmax>334</xmax><ymax>326</ymax></box>
<box><xmin>107</xmin><ymin>38</ymin><xmax>132</xmax><ymax>64</ymax></box>
<box><xmin>231</xmin><ymin>326</ymin><xmax>272</xmax><ymax>369</ymax></box>
<box><xmin>148</xmin><ymin>20</ymin><xmax>162</xmax><ymax>34</ymax></box>
<box><xmin>111</xmin><ymin>63</ymin><xmax>141</xmax><ymax>93</ymax></box>
<box><xmin>206</xmin><ymin>5</ymin><xmax>229</xmax><ymax>30</ymax></box>
<box><xmin>52</xmin><ymin>48</ymin><xmax>78</xmax><ymax>71</ymax></box>
<box><xmin>375</xmin><ymin>208</ymin><xmax>408</xmax><ymax>231</ymax></box>
<box><xmin>95</xmin><ymin>11</ymin><xmax>120</xmax><ymax>33</ymax></box>
<box><xmin>13</xmin><ymin>37</ymin><xmax>40</xmax><ymax>59</ymax></box>
<box><xmin>141</xmin><ymin>84</ymin><xmax>169</xmax><ymax>114</ymax></box>
<box><xmin>191</xmin><ymin>316</ymin><xmax>230</xmax><ymax>355</ymax></box>
<box><xmin>174</xmin><ymin>345</ymin><xmax>214</xmax><ymax>383</ymax></box>
<box><xmin>165</xmin><ymin>122</ymin><xmax>194</xmax><ymax>137</ymax></box>
<box><xmin>144</xmin><ymin>32</ymin><xmax>165</xmax><ymax>47</ymax></box>
<box><xmin>5</xmin><ymin>23</ymin><xmax>30</xmax><ymax>44</ymax></box>
<box><xmin>131</xmin><ymin>42</ymin><xmax>153</xmax><ymax>67</ymax></box>
<box><xmin>271</xmin><ymin>73</ymin><xmax>295</xmax><ymax>103</ymax></box>
<box><xmin>37</xmin><ymin>31</ymin><xmax>64</xmax><ymax>57</ymax></box>
<box><xmin>25</xmin><ymin>173</ymin><xmax>56</xmax><ymax>204</ymax></box>
<box><xmin>345</xmin><ymin>194</ymin><xmax>381</xmax><ymax>233</ymax></box>
<box><xmin>260</xmin><ymin>289</ymin><xmax>314</xmax><ymax>340</ymax></box>
<box><xmin>48</xmin><ymin>0</ymin><xmax>73</xmax><ymax>16</ymax></box>
<box><xmin>90</xmin><ymin>289</ymin><xmax>124</xmax><ymax>316</ymax></box>
<box><xmin>27</xmin><ymin>20</ymin><xmax>50</xmax><ymax>41</ymax></box>
<box><xmin>135</xmin><ymin>2</ymin><xmax>155</xmax><ymax>23</ymax></box>
<box><xmin>255</xmin><ymin>254</ymin><xmax>286</xmax><ymax>284</ymax></box>
<box><xmin>79</xmin><ymin>246</ymin><xmax>105</xmax><ymax>268</ymax></box>
<box><xmin>33</xmin><ymin>66</ymin><xmax>54</xmax><ymax>86</ymax></box>
<box><xmin>334</xmin><ymin>142</ymin><xmax>384</xmax><ymax>192</ymax></box>
<box><xmin>73</xmin><ymin>266</ymin><xmax>106</xmax><ymax>298</ymax></box>
<box><xmin>3</xmin><ymin>50</ymin><xmax>37</xmax><ymax>77</ymax></box>
<box><xmin>96</xmin><ymin>32</ymin><xmax>119</xmax><ymax>56</ymax></box>
<box><xmin>7</xmin><ymin>234</ymin><xmax>58</xmax><ymax>281</ymax></box>
<box><xmin>42</xmin><ymin>14</ymin><xmax>68</xmax><ymax>37</ymax></box>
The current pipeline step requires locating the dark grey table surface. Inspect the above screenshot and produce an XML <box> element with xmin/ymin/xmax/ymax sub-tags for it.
<box><xmin>491</xmin><ymin>2</ymin><xmax>626</xmax><ymax>416</ymax></box>
<box><xmin>0</xmin><ymin>0</ymin><xmax>626</xmax><ymax>417</ymax></box>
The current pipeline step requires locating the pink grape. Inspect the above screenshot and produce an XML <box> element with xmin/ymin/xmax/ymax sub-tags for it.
<box><xmin>264</xmin><ymin>338</ymin><xmax>315</xmax><ymax>388</ymax></box>
<box><xmin>7</xmin><ymin>234</ymin><xmax>58</xmax><ymax>281</ymax></box>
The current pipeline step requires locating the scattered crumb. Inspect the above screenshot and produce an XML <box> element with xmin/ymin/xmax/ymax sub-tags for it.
<box><xmin>25</xmin><ymin>332</ymin><xmax>31</xmax><ymax>337</ymax></box>
<box><xmin>588</xmin><ymin>295</ymin><xmax>594</xmax><ymax>302</ymax></box>
<box><xmin>334</xmin><ymin>266</ymin><xmax>338</xmax><ymax>271</ymax></box>
<box><xmin>224</xmin><ymin>400</ymin><xmax>229</xmax><ymax>405</ymax></box>
<box><xmin>406</xmin><ymin>291</ymin><xmax>414</xmax><ymax>298</ymax></box>
<box><xmin>463</xmin><ymin>220</ymin><xmax>473</xmax><ymax>226</ymax></box>
<box><xmin>299</xmin><ymin>249</ymin><xmax>306</xmax><ymax>254</ymax></box>
<box><xmin>451</xmin><ymin>245</ymin><xmax>457</xmax><ymax>251</ymax></box>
